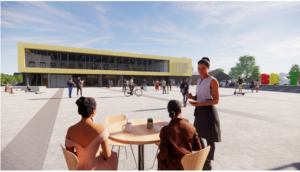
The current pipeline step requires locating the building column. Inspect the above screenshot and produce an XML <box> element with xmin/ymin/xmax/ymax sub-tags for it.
<box><xmin>99</xmin><ymin>75</ymin><xmax>102</xmax><ymax>87</ymax></box>
<box><xmin>120</xmin><ymin>75</ymin><xmax>123</xmax><ymax>86</ymax></box>
<box><xmin>48</xmin><ymin>74</ymin><xmax>50</xmax><ymax>88</ymax></box>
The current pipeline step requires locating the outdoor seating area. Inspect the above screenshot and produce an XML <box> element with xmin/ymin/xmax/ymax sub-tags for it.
<box><xmin>1</xmin><ymin>86</ymin><xmax>300</xmax><ymax>170</ymax></box>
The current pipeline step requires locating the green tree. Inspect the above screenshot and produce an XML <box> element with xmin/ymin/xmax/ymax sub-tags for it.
<box><xmin>289</xmin><ymin>64</ymin><xmax>300</xmax><ymax>73</ymax></box>
<box><xmin>1</xmin><ymin>73</ymin><xmax>8</xmax><ymax>84</ymax></box>
<box><xmin>237</xmin><ymin>55</ymin><xmax>256</xmax><ymax>78</ymax></box>
<box><xmin>228</xmin><ymin>67</ymin><xmax>238</xmax><ymax>80</ymax></box>
<box><xmin>217</xmin><ymin>68</ymin><xmax>224</xmax><ymax>73</ymax></box>
<box><xmin>235</xmin><ymin>63</ymin><xmax>244</xmax><ymax>78</ymax></box>
<box><xmin>15</xmin><ymin>75</ymin><xmax>23</xmax><ymax>83</ymax></box>
<box><xmin>251</xmin><ymin>65</ymin><xmax>261</xmax><ymax>80</ymax></box>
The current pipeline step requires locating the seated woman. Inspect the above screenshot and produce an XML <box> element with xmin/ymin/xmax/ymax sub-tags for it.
<box><xmin>5</xmin><ymin>83</ymin><xmax>14</xmax><ymax>94</ymax></box>
<box><xmin>157</xmin><ymin>100</ymin><xmax>202</xmax><ymax>170</ymax></box>
<box><xmin>65</xmin><ymin>97</ymin><xmax>118</xmax><ymax>170</ymax></box>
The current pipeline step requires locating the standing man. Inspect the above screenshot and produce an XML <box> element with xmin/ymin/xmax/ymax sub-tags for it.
<box><xmin>162</xmin><ymin>78</ymin><xmax>166</xmax><ymax>94</ymax></box>
<box><xmin>76</xmin><ymin>77</ymin><xmax>82</xmax><ymax>97</ymax></box>
<box><xmin>180</xmin><ymin>78</ymin><xmax>189</xmax><ymax>107</ymax></box>
<box><xmin>169</xmin><ymin>79</ymin><xmax>172</xmax><ymax>91</ymax></box>
<box><xmin>117</xmin><ymin>80</ymin><xmax>120</xmax><ymax>87</ymax></box>
<box><xmin>67</xmin><ymin>78</ymin><xmax>75</xmax><ymax>98</ymax></box>
<box><xmin>226</xmin><ymin>80</ymin><xmax>229</xmax><ymax>88</ymax></box>
<box><xmin>143</xmin><ymin>79</ymin><xmax>148</xmax><ymax>91</ymax></box>
<box><xmin>237</xmin><ymin>76</ymin><xmax>244</xmax><ymax>93</ymax></box>
<box><xmin>248</xmin><ymin>76</ymin><xmax>252</xmax><ymax>84</ymax></box>
<box><xmin>123</xmin><ymin>78</ymin><xmax>127</xmax><ymax>91</ymax></box>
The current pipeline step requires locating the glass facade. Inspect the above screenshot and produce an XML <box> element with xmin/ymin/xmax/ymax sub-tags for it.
<box><xmin>25</xmin><ymin>49</ymin><xmax>169</xmax><ymax>72</ymax></box>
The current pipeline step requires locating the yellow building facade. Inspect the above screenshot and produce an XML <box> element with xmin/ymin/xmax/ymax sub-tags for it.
<box><xmin>18</xmin><ymin>42</ymin><xmax>192</xmax><ymax>87</ymax></box>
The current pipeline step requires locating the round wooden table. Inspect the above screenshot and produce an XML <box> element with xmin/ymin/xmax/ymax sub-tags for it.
<box><xmin>107</xmin><ymin>119</ymin><xmax>168</xmax><ymax>170</ymax></box>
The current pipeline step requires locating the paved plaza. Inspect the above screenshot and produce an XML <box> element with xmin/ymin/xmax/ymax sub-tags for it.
<box><xmin>1</xmin><ymin>86</ymin><xmax>300</xmax><ymax>170</ymax></box>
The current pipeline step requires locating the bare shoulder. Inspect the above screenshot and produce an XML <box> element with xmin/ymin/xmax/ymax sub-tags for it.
<box><xmin>66</xmin><ymin>124</ymin><xmax>78</xmax><ymax>138</ymax></box>
<box><xmin>210</xmin><ymin>78</ymin><xmax>219</xmax><ymax>86</ymax></box>
<box><xmin>93</xmin><ymin>123</ymin><xmax>106</xmax><ymax>134</ymax></box>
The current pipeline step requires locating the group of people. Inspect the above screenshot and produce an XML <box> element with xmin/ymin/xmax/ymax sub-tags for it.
<box><xmin>154</xmin><ymin>79</ymin><xmax>172</xmax><ymax>94</ymax></box>
<box><xmin>64</xmin><ymin>57</ymin><xmax>221</xmax><ymax>170</ymax></box>
<box><xmin>67</xmin><ymin>77</ymin><xmax>85</xmax><ymax>98</ymax></box>
<box><xmin>5</xmin><ymin>82</ymin><xmax>39</xmax><ymax>94</ymax></box>
<box><xmin>237</xmin><ymin>76</ymin><xmax>260</xmax><ymax>93</ymax></box>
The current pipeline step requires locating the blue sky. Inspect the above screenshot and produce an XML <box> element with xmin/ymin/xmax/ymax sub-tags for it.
<box><xmin>1</xmin><ymin>1</ymin><xmax>300</xmax><ymax>75</ymax></box>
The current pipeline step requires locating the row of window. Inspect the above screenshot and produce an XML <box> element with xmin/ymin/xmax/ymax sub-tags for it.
<box><xmin>25</xmin><ymin>49</ymin><xmax>169</xmax><ymax>72</ymax></box>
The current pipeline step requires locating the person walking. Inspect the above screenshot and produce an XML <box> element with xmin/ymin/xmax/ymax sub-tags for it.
<box><xmin>76</xmin><ymin>77</ymin><xmax>82</xmax><ymax>97</ymax></box>
<box><xmin>110</xmin><ymin>80</ymin><xmax>113</xmax><ymax>88</ymax></box>
<box><xmin>180</xmin><ymin>78</ymin><xmax>189</xmax><ymax>107</ymax></box>
<box><xmin>186</xmin><ymin>57</ymin><xmax>221</xmax><ymax>170</ymax></box>
<box><xmin>169</xmin><ymin>79</ymin><xmax>172</xmax><ymax>91</ymax></box>
<box><xmin>162</xmin><ymin>78</ymin><xmax>166</xmax><ymax>94</ymax></box>
<box><xmin>122</xmin><ymin>78</ymin><xmax>127</xmax><ymax>91</ymax></box>
<box><xmin>107</xmin><ymin>79</ymin><xmax>110</xmax><ymax>88</ymax></box>
<box><xmin>255</xmin><ymin>79</ymin><xmax>259</xmax><ymax>93</ymax></box>
<box><xmin>225</xmin><ymin>80</ymin><xmax>229</xmax><ymax>88</ymax></box>
<box><xmin>159</xmin><ymin>79</ymin><xmax>162</xmax><ymax>90</ymax></box>
<box><xmin>67</xmin><ymin>78</ymin><xmax>75</xmax><ymax>98</ymax></box>
<box><xmin>191</xmin><ymin>80</ymin><xmax>194</xmax><ymax>86</ymax></box>
<box><xmin>250</xmin><ymin>79</ymin><xmax>255</xmax><ymax>92</ymax></box>
<box><xmin>248</xmin><ymin>76</ymin><xmax>252</xmax><ymax>85</ymax></box>
<box><xmin>155</xmin><ymin>80</ymin><xmax>159</xmax><ymax>91</ymax></box>
<box><xmin>143</xmin><ymin>79</ymin><xmax>148</xmax><ymax>91</ymax></box>
<box><xmin>117</xmin><ymin>80</ymin><xmax>120</xmax><ymax>87</ymax></box>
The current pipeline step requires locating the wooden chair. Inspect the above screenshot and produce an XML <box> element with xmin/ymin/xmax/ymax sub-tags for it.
<box><xmin>105</xmin><ymin>115</ymin><xmax>137</xmax><ymax>167</ymax></box>
<box><xmin>60</xmin><ymin>144</ymin><xmax>79</xmax><ymax>170</ymax></box>
<box><xmin>181</xmin><ymin>146</ymin><xmax>211</xmax><ymax>170</ymax></box>
<box><xmin>152</xmin><ymin>118</ymin><xmax>189</xmax><ymax>169</ymax></box>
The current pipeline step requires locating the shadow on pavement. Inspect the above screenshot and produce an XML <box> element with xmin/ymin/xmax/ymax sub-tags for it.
<box><xmin>270</xmin><ymin>162</ymin><xmax>300</xmax><ymax>170</ymax></box>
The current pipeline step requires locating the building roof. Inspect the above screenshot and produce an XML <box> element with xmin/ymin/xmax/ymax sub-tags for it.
<box><xmin>192</xmin><ymin>70</ymin><xmax>216</xmax><ymax>75</ymax></box>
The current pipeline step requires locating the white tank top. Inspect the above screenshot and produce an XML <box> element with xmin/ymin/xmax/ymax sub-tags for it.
<box><xmin>196</xmin><ymin>76</ymin><xmax>214</xmax><ymax>103</ymax></box>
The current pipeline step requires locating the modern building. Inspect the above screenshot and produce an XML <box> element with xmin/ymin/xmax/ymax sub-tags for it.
<box><xmin>13</xmin><ymin>72</ymin><xmax>23</xmax><ymax>76</ymax></box>
<box><xmin>18</xmin><ymin>42</ymin><xmax>192</xmax><ymax>88</ymax></box>
<box><xmin>189</xmin><ymin>70</ymin><xmax>230</xmax><ymax>84</ymax></box>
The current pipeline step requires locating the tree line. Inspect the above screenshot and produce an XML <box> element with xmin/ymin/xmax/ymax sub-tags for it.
<box><xmin>228</xmin><ymin>55</ymin><xmax>261</xmax><ymax>81</ymax></box>
<box><xmin>1</xmin><ymin>73</ymin><xmax>23</xmax><ymax>85</ymax></box>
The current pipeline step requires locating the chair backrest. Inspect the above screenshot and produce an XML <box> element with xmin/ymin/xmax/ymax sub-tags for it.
<box><xmin>60</xmin><ymin>144</ymin><xmax>79</xmax><ymax>170</ymax></box>
<box><xmin>181</xmin><ymin>146</ymin><xmax>211</xmax><ymax>170</ymax></box>
<box><xmin>105</xmin><ymin>114</ymin><xmax>126</xmax><ymax>126</ymax></box>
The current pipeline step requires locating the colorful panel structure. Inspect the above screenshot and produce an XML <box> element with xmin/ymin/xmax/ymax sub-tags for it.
<box><xmin>269</xmin><ymin>73</ymin><xmax>279</xmax><ymax>85</ymax></box>
<box><xmin>289</xmin><ymin>72</ymin><xmax>300</xmax><ymax>85</ymax></box>
<box><xmin>279</xmin><ymin>73</ymin><xmax>290</xmax><ymax>85</ymax></box>
<box><xmin>261</xmin><ymin>74</ymin><xmax>270</xmax><ymax>85</ymax></box>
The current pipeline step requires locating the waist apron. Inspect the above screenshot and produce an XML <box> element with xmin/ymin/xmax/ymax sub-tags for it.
<box><xmin>193</xmin><ymin>105</ymin><xmax>221</xmax><ymax>142</ymax></box>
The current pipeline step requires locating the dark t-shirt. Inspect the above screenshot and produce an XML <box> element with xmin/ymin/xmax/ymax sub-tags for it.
<box><xmin>238</xmin><ymin>79</ymin><xmax>243</xmax><ymax>84</ymax></box>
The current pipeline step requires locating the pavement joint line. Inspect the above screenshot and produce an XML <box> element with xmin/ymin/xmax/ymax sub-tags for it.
<box><xmin>102</xmin><ymin>88</ymin><xmax>300</xmax><ymax>128</ymax></box>
<box><xmin>1</xmin><ymin>88</ymin><xmax>64</xmax><ymax>170</ymax></box>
